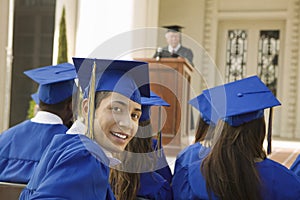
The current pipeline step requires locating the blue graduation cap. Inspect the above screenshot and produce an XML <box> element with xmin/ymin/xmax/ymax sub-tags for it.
<box><xmin>24</xmin><ymin>63</ymin><xmax>77</xmax><ymax>104</ymax></box>
<box><xmin>202</xmin><ymin>75</ymin><xmax>281</xmax><ymax>126</ymax></box>
<box><xmin>141</xmin><ymin>91</ymin><xmax>170</xmax><ymax>107</ymax></box>
<box><xmin>140</xmin><ymin>91</ymin><xmax>170</xmax><ymax>122</ymax></box>
<box><xmin>189</xmin><ymin>93</ymin><xmax>218</xmax><ymax>125</ymax></box>
<box><xmin>72</xmin><ymin>58</ymin><xmax>150</xmax><ymax>104</ymax></box>
<box><xmin>202</xmin><ymin>75</ymin><xmax>281</xmax><ymax>154</ymax></box>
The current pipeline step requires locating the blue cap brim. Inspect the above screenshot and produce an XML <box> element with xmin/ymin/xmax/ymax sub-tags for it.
<box><xmin>189</xmin><ymin>94</ymin><xmax>218</xmax><ymax>125</ymax></box>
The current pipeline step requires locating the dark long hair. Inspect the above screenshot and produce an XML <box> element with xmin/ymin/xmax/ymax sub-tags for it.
<box><xmin>201</xmin><ymin>117</ymin><xmax>266</xmax><ymax>200</ymax></box>
<box><xmin>194</xmin><ymin>116</ymin><xmax>210</xmax><ymax>143</ymax></box>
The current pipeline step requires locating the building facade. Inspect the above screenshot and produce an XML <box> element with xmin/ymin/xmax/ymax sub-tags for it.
<box><xmin>1</xmin><ymin>0</ymin><xmax>300</xmax><ymax>140</ymax></box>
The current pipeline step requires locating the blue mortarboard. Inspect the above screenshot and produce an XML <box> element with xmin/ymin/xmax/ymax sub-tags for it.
<box><xmin>141</xmin><ymin>91</ymin><xmax>170</xmax><ymax>107</ymax></box>
<box><xmin>72</xmin><ymin>58</ymin><xmax>150</xmax><ymax>104</ymax></box>
<box><xmin>140</xmin><ymin>91</ymin><xmax>170</xmax><ymax>121</ymax></box>
<box><xmin>31</xmin><ymin>92</ymin><xmax>39</xmax><ymax>105</ymax></box>
<box><xmin>189</xmin><ymin>93</ymin><xmax>218</xmax><ymax>125</ymax></box>
<box><xmin>202</xmin><ymin>75</ymin><xmax>281</xmax><ymax>126</ymax></box>
<box><xmin>24</xmin><ymin>63</ymin><xmax>77</xmax><ymax>104</ymax></box>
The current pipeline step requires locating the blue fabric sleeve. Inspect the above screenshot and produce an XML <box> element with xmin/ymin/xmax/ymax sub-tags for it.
<box><xmin>19</xmin><ymin>135</ymin><xmax>114</xmax><ymax>200</ymax></box>
<box><xmin>172</xmin><ymin>165</ymin><xmax>194</xmax><ymax>200</ymax></box>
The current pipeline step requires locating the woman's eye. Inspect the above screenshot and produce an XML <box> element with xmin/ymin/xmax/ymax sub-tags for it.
<box><xmin>132</xmin><ymin>113</ymin><xmax>141</xmax><ymax>120</ymax></box>
<box><xmin>112</xmin><ymin>107</ymin><xmax>121</xmax><ymax>112</ymax></box>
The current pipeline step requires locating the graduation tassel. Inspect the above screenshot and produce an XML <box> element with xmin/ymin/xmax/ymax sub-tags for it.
<box><xmin>86</xmin><ymin>61</ymin><xmax>97</xmax><ymax>140</ymax></box>
<box><xmin>267</xmin><ymin>107</ymin><xmax>273</xmax><ymax>155</ymax></box>
<box><xmin>157</xmin><ymin>106</ymin><xmax>162</xmax><ymax>157</ymax></box>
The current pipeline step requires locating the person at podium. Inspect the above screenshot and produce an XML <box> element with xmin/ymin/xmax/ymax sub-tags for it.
<box><xmin>153</xmin><ymin>25</ymin><xmax>194</xmax><ymax>66</ymax></box>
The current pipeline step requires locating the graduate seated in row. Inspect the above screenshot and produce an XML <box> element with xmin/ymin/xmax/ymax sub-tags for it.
<box><xmin>0</xmin><ymin>63</ymin><xmax>76</xmax><ymax>184</ymax></box>
<box><xmin>290</xmin><ymin>154</ymin><xmax>300</xmax><ymax>176</ymax></box>
<box><xmin>172</xmin><ymin>76</ymin><xmax>300</xmax><ymax>199</ymax></box>
<box><xmin>173</xmin><ymin>93</ymin><xmax>217</xmax><ymax>175</ymax></box>
<box><xmin>19</xmin><ymin>58</ymin><xmax>150</xmax><ymax>199</ymax></box>
<box><xmin>109</xmin><ymin>91</ymin><xmax>172</xmax><ymax>200</ymax></box>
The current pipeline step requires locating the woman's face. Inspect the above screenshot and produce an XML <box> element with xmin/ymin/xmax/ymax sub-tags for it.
<box><xmin>93</xmin><ymin>92</ymin><xmax>142</xmax><ymax>153</ymax></box>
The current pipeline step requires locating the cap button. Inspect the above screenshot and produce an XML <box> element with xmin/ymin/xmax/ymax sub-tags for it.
<box><xmin>237</xmin><ymin>93</ymin><xmax>243</xmax><ymax>97</ymax></box>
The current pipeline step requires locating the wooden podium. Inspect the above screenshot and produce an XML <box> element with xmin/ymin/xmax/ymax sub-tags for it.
<box><xmin>134</xmin><ymin>57</ymin><xmax>194</xmax><ymax>148</ymax></box>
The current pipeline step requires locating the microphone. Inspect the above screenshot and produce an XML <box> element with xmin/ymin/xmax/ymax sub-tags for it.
<box><xmin>156</xmin><ymin>47</ymin><xmax>162</xmax><ymax>61</ymax></box>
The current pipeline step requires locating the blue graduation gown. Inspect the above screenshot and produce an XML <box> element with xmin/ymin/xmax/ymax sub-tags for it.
<box><xmin>172</xmin><ymin>158</ymin><xmax>300</xmax><ymax>200</ymax></box>
<box><xmin>0</xmin><ymin>120</ymin><xmax>68</xmax><ymax>183</ymax></box>
<box><xmin>152</xmin><ymin>139</ymin><xmax>173</xmax><ymax>184</ymax></box>
<box><xmin>137</xmin><ymin>172</ymin><xmax>172</xmax><ymax>200</ymax></box>
<box><xmin>174</xmin><ymin>142</ymin><xmax>210</xmax><ymax>175</ymax></box>
<box><xmin>290</xmin><ymin>154</ymin><xmax>300</xmax><ymax>176</ymax></box>
<box><xmin>19</xmin><ymin>134</ymin><xmax>115</xmax><ymax>200</ymax></box>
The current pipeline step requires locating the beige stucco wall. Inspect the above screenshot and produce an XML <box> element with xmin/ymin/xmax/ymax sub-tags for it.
<box><xmin>158</xmin><ymin>0</ymin><xmax>204</xmax><ymax>44</ymax></box>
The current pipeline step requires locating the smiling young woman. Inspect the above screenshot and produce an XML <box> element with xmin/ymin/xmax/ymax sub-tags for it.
<box><xmin>19</xmin><ymin>58</ymin><xmax>150</xmax><ymax>200</ymax></box>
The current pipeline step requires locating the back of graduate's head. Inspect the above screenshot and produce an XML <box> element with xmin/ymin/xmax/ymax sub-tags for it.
<box><xmin>202</xmin><ymin>75</ymin><xmax>280</xmax><ymax>150</ymax></box>
<box><xmin>213</xmin><ymin>116</ymin><xmax>266</xmax><ymax>161</ymax></box>
<box><xmin>194</xmin><ymin>116</ymin><xmax>210</xmax><ymax>143</ymax></box>
<box><xmin>24</xmin><ymin>63</ymin><xmax>77</xmax><ymax>127</ymax></box>
<box><xmin>201</xmin><ymin>76</ymin><xmax>280</xmax><ymax>200</ymax></box>
<box><xmin>189</xmin><ymin>93</ymin><xmax>218</xmax><ymax>144</ymax></box>
<box><xmin>202</xmin><ymin>118</ymin><xmax>266</xmax><ymax>200</ymax></box>
<box><xmin>39</xmin><ymin>96</ymin><xmax>73</xmax><ymax>125</ymax></box>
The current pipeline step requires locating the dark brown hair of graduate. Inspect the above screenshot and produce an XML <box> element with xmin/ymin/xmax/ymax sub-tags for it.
<box><xmin>201</xmin><ymin>117</ymin><xmax>267</xmax><ymax>200</ymax></box>
<box><xmin>110</xmin><ymin>120</ymin><xmax>156</xmax><ymax>200</ymax></box>
<box><xmin>109</xmin><ymin>169</ymin><xmax>139</xmax><ymax>200</ymax></box>
<box><xmin>194</xmin><ymin>116</ymin><xmax>210</xmax><ymax>143</ymax></box>
<box><xmin>39</xmin><ymin>96</ymin><xmax>73</xmax><ymax>127</ymax></box>
<box><xmin>95</xmin><ymin>91</ymin><xmax>110</xmax><ymax>108</ymax></box>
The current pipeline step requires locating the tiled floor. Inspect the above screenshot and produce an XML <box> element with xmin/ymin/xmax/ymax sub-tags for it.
<box><xmin>165</xmin><ymin>137</ymin><xmax>300</xmax><ymax>174</ymax></box>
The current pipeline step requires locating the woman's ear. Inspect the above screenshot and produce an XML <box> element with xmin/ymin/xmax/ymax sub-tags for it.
<box><xmin>81</xmin><ymin>98</ymin><xmax>89</xmax><ymax>118</ymax></box>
